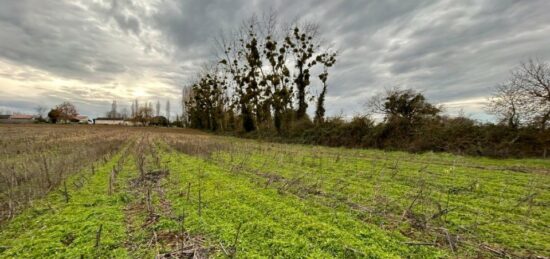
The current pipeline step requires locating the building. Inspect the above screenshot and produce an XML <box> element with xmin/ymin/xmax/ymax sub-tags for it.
<box><xmin>0</xmin><ymin>114</ymin><xmax>35</xmax><ymax>124</ymax></box>
<box><xmin>93</xmin><ymin>117</ymin><xmax>125</xmax><ymax>125</ymax></box>
<box><xmin>74</xmin><ymin>115</ymin><xmax>90</xmax><ymax>124</ymax></box>
<box><xmin>0</xmin><ymin>115</ymin><xmax>10</xmax><ymax>123</ymax></box>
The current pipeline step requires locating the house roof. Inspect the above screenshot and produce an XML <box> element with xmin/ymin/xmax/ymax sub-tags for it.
<box><xmin>75</xmin><ymin>115</ymin><xmax>88</xmax><ymax>120</ymax></box>
<box><xmin>0</xmin><ymin>115</ymin><xmax>10</xmax><ymax>119</ymax></box>
<box><xmin>10</xmin><ymin>114</ymin><xmax>34</xmax><ymax>119</ymax></box>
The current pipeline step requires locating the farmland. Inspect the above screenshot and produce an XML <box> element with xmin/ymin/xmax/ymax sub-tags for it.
<box><xmin>0</xmin><ymin>124</ymin><xmax>548</xmax><ymax>258</ymax></box>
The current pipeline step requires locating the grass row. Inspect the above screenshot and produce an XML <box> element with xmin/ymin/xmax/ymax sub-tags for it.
<box><xmin>159</xmin><ymin>148</ymin><xmax>444</xmax><ymax>258</ymax></box>
<box><xmin>0</xmin><ymin>150</ymin><xmax>135</xmax><ymax>258</ymax></box>
<box><xmin>208</xmin><ymin>142</ymin><xmax>550</xmax><ymax>256</ymax></box>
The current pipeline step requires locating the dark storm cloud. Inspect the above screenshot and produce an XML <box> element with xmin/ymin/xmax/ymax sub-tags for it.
<box><xmin>0</xmin><ymin>0</ymin><xmax>549</xmax><ymax>120</ymax></box>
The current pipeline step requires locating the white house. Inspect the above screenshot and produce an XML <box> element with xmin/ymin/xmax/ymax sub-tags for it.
<box><xmin>74</xmin><ymin>115</ymin><xmax>89</xmax><ymax>124</ymax></box>
<box><xmin>93</xmin><ymin>118</ymin><xmax>125</xmax><ymax>125</ymax></box>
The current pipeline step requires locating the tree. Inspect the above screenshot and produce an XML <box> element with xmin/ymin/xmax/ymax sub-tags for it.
<box><xmin>156</xmin><ymin>100</ymin><xmax>161</xmax><ymax>117</ymax></box>
<box><xmin>487</xmin><ymin>59</ymin><xmax>550</xmax><ymax>130</ymax></box>
<box><xmin>57</xmin><ymin>102</ymin><xmax>78</xmax><ymax>122</ymax></box>
<box><xmin>186</xmin><ymin>72</ymin><xmax>227</xmax><ymax>131</ymax></box>
<box><xmin>181</xmin><ymin>86</ymin><xmax>193</xmax><ymax>126</ymax></box>
<box><xmin>215</xmin><ymin>13</ymin><xmax>336</xmax><ymax>132</ymax></box>
<box><xmin>512</xmin><ymin>59</ymin><xmax>550</xmax><ymax>129</ymax></box>
<box><xmin>288</xmin><ymin>24</ymin><xmax>321</xmax><ymax>120</ymax></box>
<box><xmin>35</xmin><ymin>106</ymin><xmax>48</xmax><ymax>121</ymax></box>
<box><xmin>487</xmin><ymin>83</ymin><xmax>526</xmax><ymax>128</ymax></box>
<box><xmin>314</xmin><ymin>51</ymin><xmax>337</xmax><ymax>124</ymax></box>
<box><xmin>121</xmin><ymin>107</ymin><xmax>129</xmax><ymax>119</ymax></box>
<box><xmin>150</xmin><ymin>116</ymin><xmax>169</xmax><ymax>126</ymax></box>
<box><xmin>131</xmin><ymin>101</ymin><xmax>135</xmax><ymax>118</ymax></box>
<box><xmin>47</xmin><ymin>108</ymin><xmax>61</xmax><ymax>123</ymax></box>
<box><xmin>135</xmin><ymin>105</ymin><xmax>153</xmax><ymax>125</ymax></box>
<box><xmin>165</xmin><ymin>99</ymin><xmax>170</xmax><ymax>123</ymax></box>
<box><xmin>370</xmin><ymin>89</ymin><xmax>440</xmax><ymax>124</ymax></box>
<box><xmin>107</xmin><ymin>100</ymin><xmax>118</xmax><ymax>118</ymax></box>
<box><xmin>134</xmin><ymin>99</ymin><xmax>139</xmax><ymax>116</ymax></box>
<box><xmin>48</xmin><ymin>102</ymin><xmax>78</xmax><ymax>123</ymax></box>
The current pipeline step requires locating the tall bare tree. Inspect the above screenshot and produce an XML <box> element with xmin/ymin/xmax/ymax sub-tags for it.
<box><xmin>107</xmin><ymin>100</ymin><xmax>118</xmax><ymax>118</ymax></box>
<box><xmin>487</xmin><ymin>59</ymin><xmax>550</xmax><ymax>129</ymax></box>
<box><xmin>181</xmin><ymin>86</ymin><xmax>193</xmax><ymax>126</ymax></box>
<box><xmin>165</xmin><ymin>99</ymin><xmax>170</xmax><ymax>122</ymax></box>
<box><xmin>121</xmin><ymin>107</ymin><xmax>129</xmax><ymax>119</ymax></box>
<box><xmin>130</xmin><ymin>101</ymin><xmax>135</xmax><ymax>118</ymax></box>
<box><xmin>214</xmin><ymin>13</ymin><xmax>336</xmax><ymax>132</ymax></box>
<box><xmin>34</xmin><ymin>106</ymin><xmax>48</xmax><ymax>119</ymax></box>
<box><xmin>314</xmin><ymin>51</ymin><xmax>337</xmax><ymax>124</ymax></box>
<box><xmin>513</xmin><ymin>59</ymin><xmax>550</xmax><ymax>129</ymax></box>
<box><xmin>156</xmin><ymin>100</ymin><xmax>161</xmax><ymax>117</ymax></box>
<box><xmin>487</xmin><ymin>83</ymin><xmax>526</xmax><ymax>128</ymax></box>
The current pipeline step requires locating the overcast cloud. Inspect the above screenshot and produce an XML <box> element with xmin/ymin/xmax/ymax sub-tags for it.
<box><xmin>0</xmin><ymin>0</ymin><xmax>549</xmax><ymax>120</ymax></box>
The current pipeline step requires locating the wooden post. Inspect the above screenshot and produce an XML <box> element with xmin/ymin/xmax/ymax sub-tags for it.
<box><xmin>186</xmin><ymin>182</ymin><xmax>191</xmax><ymax>202</ymax></box>
<box><xmin>231</xmin><ymin>222</ymin><xmax>243</xmax><ymax>258</ymax></box>
<box><xmin>63</xmin><ymin>181</ymin><xmax>70</xmax><ymax>203</ymax></box>
<box><xmin>95</xmin><ymin>224</ymin><xmax>103</xmax><ymax>249</ymax></box>
<box><xmin>108</xmin><ymin>170</ymin><xmax>114</xmax><ymax>195</ymax></box>
<box><xmin>198</xmin><ymin>188</ymin><xmax>202</xmax><ymax>217</ymax></box>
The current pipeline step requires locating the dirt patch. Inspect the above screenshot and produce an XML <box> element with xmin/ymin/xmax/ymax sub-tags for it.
<box><xmin>155</xmin><ymin>231</ymin><xmax>210</xmax><ymax>258</ymax></box>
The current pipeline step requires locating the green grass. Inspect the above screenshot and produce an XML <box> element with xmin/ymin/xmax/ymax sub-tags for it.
<box><xmin>205</xmin><ymin>140</ymin><xmax>550</xmax><ymax>257</ymax></box>
<box><xmin>0</xmin><ymin>151</ymin><xmax>134</xmax><ymax>258</ymax></box>
<box><xmin>161</xmin><ymin>150</ymin><xmax>443</xmax><ymax>258</ymax></box>
<box><xmin>1</xmin><ymin>131</ymin><xmax>548</xmax><ymax>258</ymax></box>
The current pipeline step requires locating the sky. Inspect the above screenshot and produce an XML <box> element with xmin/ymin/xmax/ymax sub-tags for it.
<box><xmin>0</xmin><ymin>0</ymin><xmax>549</xmax><ymax>120</ymax></box>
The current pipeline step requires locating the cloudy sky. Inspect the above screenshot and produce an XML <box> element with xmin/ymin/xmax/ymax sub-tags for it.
<box><xmin>1</xmin><ymin>0</ymin><xmax>549</xmax><ymax>120</ymax></box>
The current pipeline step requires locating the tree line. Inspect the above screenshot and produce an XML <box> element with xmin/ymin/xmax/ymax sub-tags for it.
<box><xmin>185</xmin><ymin>15</ymin><xmax>337</xmax><ymax>132</ymax></box>
<box><xmin>183</xmin><ymin>14</ymin><xmax>549</xmax><ymax>158</ymax></box>
<box><xmin>45</xmin><ymin>99</ymin><xmax>178</xmax><ymax>127</ymax></box>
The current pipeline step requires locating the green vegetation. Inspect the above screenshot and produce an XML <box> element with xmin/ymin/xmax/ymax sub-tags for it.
<box><xmin>162</xmin><ymin>151</ymin><xmax>441</xmax><ymax>257</ymax></box>
<box><xmin>1</xmin><ymin>125</ymin><xmax>548</xmax><ymax>258</ymax></box>
<box><xmin>0</xmin><ymin>149</ymin><xmax>132</xmax><ymax>258</ymax></box>
<box><xmin>181</xmin><ymin>14</ymin><xmax>549</xmax><ymax>158</ymax></box>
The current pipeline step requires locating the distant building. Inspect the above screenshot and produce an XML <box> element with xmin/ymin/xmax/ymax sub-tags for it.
<box><xmin>0</xmin><ymin>114</ymin><xmax>35</xmax><ymax>124</ymax></box>
<box><xmin>0</xmin><ymin>115</ymin><xmax>10</xmax><ymax>123</ymax></box>
<box><xmin>74</xmin><ymin>115</ymin><xmax>89</xmax><ymax>124</ymax></box>
<box><xmin>94</xmin><ymin>117</ymin><xmax>124</xmax><ymax>125</ymax></box>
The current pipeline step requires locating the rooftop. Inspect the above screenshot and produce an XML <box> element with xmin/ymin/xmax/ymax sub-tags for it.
<box><xmin>10</xmin><ymin>114</ymin><xmax>34</xmax><ymax>119</ymax></box>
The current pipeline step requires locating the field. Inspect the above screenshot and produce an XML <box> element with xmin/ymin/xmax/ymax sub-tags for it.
<box><xmin>0</xmin><ymin>124</ymin><xmax>548</xmax><ymax>258</ymax></box>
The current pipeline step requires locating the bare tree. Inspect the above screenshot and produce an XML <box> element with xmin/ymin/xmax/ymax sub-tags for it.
<box><xmin>135</xmin><ymin>105</ymin><xmax>153</xmax><ymax>125</ymax></box>
<box><xmin>130</xmin><ymin>101</ymin><xmax>135</xmax><ymax>118</ymax></box>
<box><xmin>487</xmin><ymin>83</ymin><xmax>526</xmax><ymax>128</ymax></box>
<box><xmin>213</xmin><ymin>12</ymin><xmax>335</xmax><ymax>131</ymax></box>
<box><xmin>165</xmin><ymin>99</ymin><xmax>170</xmax><ymax>122</ymax></box>
<box><xmin>314</xmin><ymin>50</ymin><xmax>337</xmax><ymax>124</ymax></box>
<box><xmin>134</xmin><ymin>99</ymin><xmax>139</xmax><ymax>115</ymax></box>
<box><xmin>181</xmin><ymin>86</ymin><xmax>193</xmax><ymax>125</ymax></box>
<box><xmin>156</xmin><ymin>100</ymin><xmax>161</xmax><ymax>117</ymax></box>
<box><xmin>487</xmin><ymin>59</ymin><xmax>550</xmax><ymax>129</ymax></box>
<box><xmin>106</xmin><ymin>100</ymin><xmax>120</xmax><ymax>118</ymax></box>
<box><xmin>0</xmin><ymin>108</ymin><xmax>10</xmax><ymax>115</ymax></box>
<box><xmin>514</xmin><ymin>59</ymin><xmax>550</xmax><ymax>129</ymax></box>
<box><xmin>35</xmin><ymin>106</ymin><xmax>48</xmax><ymax>119</ymax></box>
<box><xmin>121</xmin><ymin>107</ymin><xmax>129</xmax><ymax>119</ymax></box>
